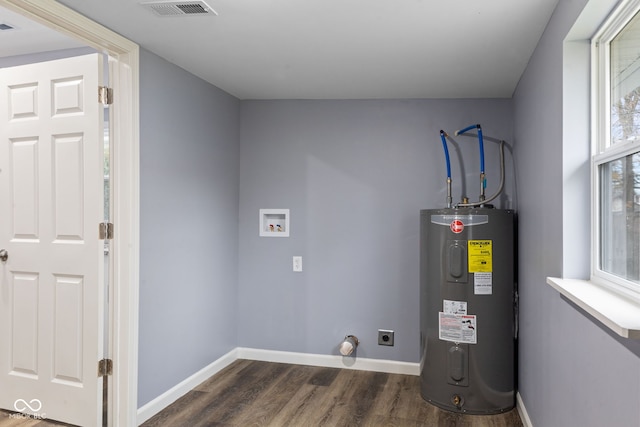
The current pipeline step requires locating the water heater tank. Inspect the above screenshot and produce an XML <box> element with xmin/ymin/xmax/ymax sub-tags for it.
<box><xmin>420</xmin><ymin>207</ymin><xmax>516</xmax><ymax>414</ymax></box>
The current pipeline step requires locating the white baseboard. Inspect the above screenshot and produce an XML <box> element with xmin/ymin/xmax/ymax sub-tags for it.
<box><xmin>236</xmin><ymin>347</ymin><xmax>420</xmax><ymax>376</ymax></box>
<box><xmin>516</xmin><ymin>392</ymin><xmax>533</xmax><ymax>427</ymax></box>
<box><xmin>136</xmin><ymin>348</ymin><xmax>238</xmax><ymax>425</ymax></box>
<box><xmin>136</xmin><ymin>347</ymin><xmax>419</xmax><ymax>425</ymax></box>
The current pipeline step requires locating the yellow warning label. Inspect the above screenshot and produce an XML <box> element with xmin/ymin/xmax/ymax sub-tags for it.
<box><xmin>468</xmin><ymin>240</ymin><xmax>492</xmax><ymax>272</ymax></box>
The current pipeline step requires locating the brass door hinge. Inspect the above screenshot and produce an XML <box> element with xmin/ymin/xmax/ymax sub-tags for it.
<box><xmin>98</xmin><ymin>359</ymin><xmax>113</xmax><ymax>377</ymax></box>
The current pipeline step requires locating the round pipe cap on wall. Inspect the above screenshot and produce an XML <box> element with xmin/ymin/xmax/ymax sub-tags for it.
<box><xmin>339</xmin><ymin>335</ymin><xmax>359</xmax><ymax>356</ymax></box>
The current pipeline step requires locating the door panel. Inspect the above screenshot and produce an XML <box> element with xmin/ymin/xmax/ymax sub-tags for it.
<box><xmin>10</xmin><ymin>137</ymin><xmax>39</xmax><ymax>239</ymax></box>
<box><xmin>11</xmin><ymin>273</ymin><xmax>38</xmax><ymax>376</ymax></box>
<box><xmin>0</xmin><ymin>54</ymin><xmax>103</xmax><ymax>427</ymax></box>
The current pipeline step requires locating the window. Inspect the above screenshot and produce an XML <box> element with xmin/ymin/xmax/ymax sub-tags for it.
<box><xmin>593</xmin><ymin>0</ymin><xmax>640</xmax><ymax>299</ymax></box>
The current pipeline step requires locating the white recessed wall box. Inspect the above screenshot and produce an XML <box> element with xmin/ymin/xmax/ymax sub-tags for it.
<box><xmin>259</xmin><ymin>209</ymin><xmax>290</xmax><ymax>237</ymax></box>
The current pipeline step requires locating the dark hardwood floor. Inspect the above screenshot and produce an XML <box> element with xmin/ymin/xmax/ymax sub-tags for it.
<box><xmin>0</xmin><ymin>411</ymin><xmax>74</xmax><ymax>427</ymax></box>
<box><xmin>0</xmin><ymin>359</ymin><xmax>523</xmax><ymax>426</ymax></box>
<box><xmin>141</xmin><ymin>359</ymin><xmax>522</xmax><ymax>427</ymax></box>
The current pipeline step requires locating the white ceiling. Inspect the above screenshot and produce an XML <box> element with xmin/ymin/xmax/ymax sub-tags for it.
<box><xmin>0</xmin><ymin>6</ymin><xmax>85</xmax><ymax>57</ymax></box>
<box><xmin>2</xmin><ymin>0</ymin><xmax>560</xmax><ymax>100</ymax></box>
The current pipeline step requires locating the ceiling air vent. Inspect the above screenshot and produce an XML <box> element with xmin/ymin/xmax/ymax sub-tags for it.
<box><xmin>140</xmin><ymin>1</ymin><xmax>217</xmax><ymax>17</ymax></box>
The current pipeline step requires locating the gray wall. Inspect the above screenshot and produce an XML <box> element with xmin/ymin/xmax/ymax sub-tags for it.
<box><xmin>238</xmin><ymin>99</ymin><xmax>514</xmax><ymax>362</ymax></box>
<box><xmin>513</xmin><ymin>1</ymin><xmax>640</xmax><ymax>426</ymax></box>
<box><xmin>138</xmin><ymin>49</ymin><xmax>240</xmax><ymax>406</ymax></box>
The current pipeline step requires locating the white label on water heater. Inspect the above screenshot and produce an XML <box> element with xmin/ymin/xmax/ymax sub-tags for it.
<box><xmin>443</xmin><ymin>299</ymin><xmax>467</xmax><ymax>315</ymax></box>
<box><xmin>474</xmin><ymin>272</ymin><xmax>493</xmax><ymax>295</ymax></box>
<box><xmin>438</xmin><ymin>313</ymin><xmax>477</xmax><ymax>344</ymax></box>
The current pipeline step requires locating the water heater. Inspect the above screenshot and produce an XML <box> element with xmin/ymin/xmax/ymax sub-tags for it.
<box><xmin>420</xmin><ymin>207</ymin><xmax>516</xmax><ymax>414</ymax></box>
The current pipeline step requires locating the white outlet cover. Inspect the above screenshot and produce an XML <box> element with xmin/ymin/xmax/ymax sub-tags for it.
<box><xmin>293</xmin><ymin>256</ymin><xmax>302</xmax><ymax>272</ymax></box>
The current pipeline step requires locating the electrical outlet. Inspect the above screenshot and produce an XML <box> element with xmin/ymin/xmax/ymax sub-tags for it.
<box><xmin>378</xmin><ymin>329</ymin><xmax>394</xmax><ymax>346</ymax></box>
<box><xmin>293</xmin><ymin>256</ymin><xmax>302</xmax><ymax>272</ymax></box>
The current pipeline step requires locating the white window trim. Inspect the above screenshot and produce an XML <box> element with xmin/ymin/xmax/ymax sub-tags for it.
<box><xmin>547</xmin><ymin>277</ymin><xmax>640</xmax><ymax>338</ymax></box>
<box><xmin>591</xmin><ymin>0</ymin><xmax>640</xmax><ymax>300</ymax></box>
<box><xmin>549</xmin><ymin>0</ymin><xmax>640</xmax><ymax>340</ymax></box>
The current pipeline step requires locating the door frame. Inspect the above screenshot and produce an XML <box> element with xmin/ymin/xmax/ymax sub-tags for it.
<box><xmin>0</xmin><ymin>1</ymin><xmax>140</xmax><ymax>425</ymax></box>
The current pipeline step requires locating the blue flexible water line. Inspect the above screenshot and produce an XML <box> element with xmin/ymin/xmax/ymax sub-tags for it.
<box><xmin>439</xmin><ymin>130</ymin><xmax>451</xmax><ymax>179</ymax></box>
<box><xmin>455</xmin><ymin>124</ymin><xmax>477</xmax><ymax>136</ymax></box>
<box><xmin>455</xmin><ymin>123</ymin><xmax>485</xmax><ymax>175</ymax></box>
<box><xmin>477</xmin><ymin>125</ymin><xmax>485</xmax><ymax>176</ymax></box>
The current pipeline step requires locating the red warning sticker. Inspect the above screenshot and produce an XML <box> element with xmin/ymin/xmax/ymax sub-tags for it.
<box><xmin>439</xmin><ymin>312</ymin><xmax>477</xmax><ymax>344</ymax></box>
<box><xmin>450</xmin><ymin>219</ymin><xmax>464</xmax><ymax>233</ymax></box>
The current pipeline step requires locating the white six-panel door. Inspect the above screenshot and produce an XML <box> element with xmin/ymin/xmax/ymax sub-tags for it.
<box><xmin>0</xmin><ymin>54</ymin><xmax>104</xmax><ymax>426</ymax></box>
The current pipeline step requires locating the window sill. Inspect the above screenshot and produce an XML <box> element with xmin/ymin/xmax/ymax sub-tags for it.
<box><xmin>546</xmin><ymin>277</ymin><xmax>640</xmax><ymax>339</ymax></box>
